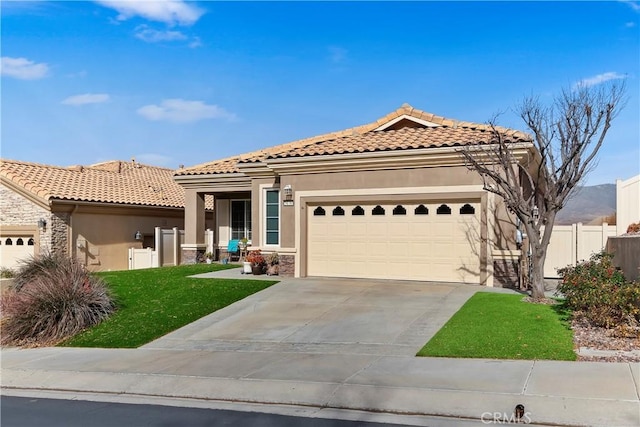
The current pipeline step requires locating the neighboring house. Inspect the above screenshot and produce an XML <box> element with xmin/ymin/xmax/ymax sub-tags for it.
<box><xmin>0</xmin><ymin>159</ymin><xmax>212</xmax><ymax>271</ymax></box>
<box><xmin>175</xmin><ymin>104</ymin><xmax>536</xmax><ymax>287</ymax></box>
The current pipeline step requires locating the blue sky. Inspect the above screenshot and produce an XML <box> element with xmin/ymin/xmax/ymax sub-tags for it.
<box><xmin>2</xmin><ymin>1</ymin><xmax>639</xmax><ymax>185</ymax></box>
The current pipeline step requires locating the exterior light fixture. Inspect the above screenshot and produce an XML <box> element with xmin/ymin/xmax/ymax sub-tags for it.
<box><xmin>532</xmin><ymin>206</ymin><xmax>539</xmax><ymax>221</ymax></box>
<box><xmin>37</xmin><ymin>218</ymin><xmax>46</xmax><ymax>231</ymax></box>
<box><xmin>134</xmin><ymin>231</ymin><xmax>143</xmax><ymax>241</ymax></box>
<box><xmin>283</xmin><ymin>184</ymin><xmax>294</xmax><ymax>206</ymax></box>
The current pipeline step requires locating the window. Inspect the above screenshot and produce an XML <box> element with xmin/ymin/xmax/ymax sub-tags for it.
<box><xmin>352</xmin><ymin>206</ymin><xmax>365</xmax><ymax>216</ymax></box>
<box><xmin>264</xmin><ymin>190</ymin><xmax>279</xmax><ymax>245</ymax></box>
<box><xmin>28</xmin><ymin>238</ymin><xmax>35</xmax><ymax>246</ymax></box>
<box><xmin>313</xmin><ymin>206</ymin><xmax>326</xmax><ymax>216</ymax></box>
<box><xmin>332</xmin><ymin>206</ymin><xmax>345</xmax><ymax>216</ymax></box>
<box><xmin>231</xmin><ymin>200</ymin><xmax>251</xmax><ymax>241</ymax></box>
<box><xmin>5</xmin><ymin>238</ymin><xmax>12</xmax><ymax>245</ymax></box>
<box><xmin>460</xmin><ymin>204</ymin><xmax>475</xmax><ymax>214</ymax></box>
<box><xmin>372</xmin><ymin>205</ymin><xmax>385</xmax><ymax>215</ymax></box>
<box><xmin>16</xmin><ymin>238</ymin><xmax>24</xmax><ymax>246</ymax></box>
<box><xmin>414</xmin><ymin>205</ymin><xmax>429</xmax><ymax>215</ymax></box>
<box><xmin>393</xmin><ymin>205</ymin><xmax>406</xmax><ymax>215</ymax></box>
<box><xmin>437</xmin><ymin>204</ymin><xmax>452</xmax><ymax>215</ymax></box>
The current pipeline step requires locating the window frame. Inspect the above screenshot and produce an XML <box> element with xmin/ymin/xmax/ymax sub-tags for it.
<box><xmin>263</xmin><ymin>188</ymin><xmax>280</xmax><ymax>247</ymax></box>
<box><xmin>230</xmin><ymin>199</ymin><xmax>252</xmax><ymax>242</ymax></box>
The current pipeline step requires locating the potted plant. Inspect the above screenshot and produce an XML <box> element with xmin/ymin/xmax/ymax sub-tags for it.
<box><xmin>203</xmin><ymin>252</ymin><xmax>214</xmax><ymax>264</ymax></box>
<box><xmin>266</xmin><ymin>252</ymin><xmax>279</xmax><ymax>276</ymax></box>
<box><xmin>246</xmin><ymin>250</ymin><xmax>266</xmax><ymax>275</ymax></box>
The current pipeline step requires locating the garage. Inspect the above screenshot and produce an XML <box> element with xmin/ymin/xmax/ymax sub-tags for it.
<box><xmin>307</xmin><ymin>201</ymin><xmax>481</xmax><ymax>283</ymax></box>
<box><xmin>0</xmin><ymin>235</ymin><xmax>35</xmax><ymax>269</ymax></box>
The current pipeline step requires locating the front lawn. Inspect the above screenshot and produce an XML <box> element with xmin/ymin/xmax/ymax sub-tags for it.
<box><xmin>61</xmin><ymin>264</ymin><xmax>277</xmax><ymax>348</ymax></box>
<box><xmin>417</xmin><ymin>292</ymin><xmax>576</xmax><ymax>360</ymax></box>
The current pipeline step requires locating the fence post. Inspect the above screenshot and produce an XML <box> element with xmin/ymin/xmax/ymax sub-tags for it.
<box><xmin>154</xmin><ymin>227</ymin><xmax>162</xmax><ymax>267</ymax></box>
<box><xmin>173</xmin><ymin>227</ymin><xmax>179</xmax><ymax>265</ymax></box>
<box><xmin>577</xmin><ymin>222</ymin><xmax>585</xmax><ymax>262</ymax></box>
<box><xmin>128</xmin><ymin>248</ymin><xmax>133</xmax><ymax>270</ymax></box>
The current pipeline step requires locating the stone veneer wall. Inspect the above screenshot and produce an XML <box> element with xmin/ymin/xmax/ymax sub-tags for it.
<box><xmin>278</xmin><ymin>254</ymin><xmax>294</xmax><ymax>276</ymax></box>
<box><xmin>50</xmin><ymin>212</ymin><xmax>70</xmax><ymax>256</ymax></box>
<box><xmin>0</xmin><ymin>184</ymin><xmax>53</xmax><ymax>252</ymax></box>
<box><xmin>493</xmin><ymin>259</ymin><xmax>519</xmax><ymax>289</ymax></box>
<box><xmin>182</xmin><ymin>249</ymin><xmax>204</xmax><ymax>264</ymax></box>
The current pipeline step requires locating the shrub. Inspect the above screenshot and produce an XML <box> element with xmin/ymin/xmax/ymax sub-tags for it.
<box><xmin>556</xmin><ymin>251</ymin><xmax>640</xmax><ymax>328</ymax></box>
<box><xmin>0</xmin><ymin>267</ymin><xmax>15</xmax><ymax>279</ymax></box>
<box><xmin>0</xmin><ymin>254</ymin><xmax>115</xmax><ymax>347</ymax></box>
<box><xmin>246</xmin><ymin>250</ymin><xmax>265</xmax><ymax>266</ymax></box>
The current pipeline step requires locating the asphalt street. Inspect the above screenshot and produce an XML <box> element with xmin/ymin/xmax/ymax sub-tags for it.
<box><xmin>1</xmin><ymin>396</ymin><xmax>419</xmax><ymax>427</ymax></box>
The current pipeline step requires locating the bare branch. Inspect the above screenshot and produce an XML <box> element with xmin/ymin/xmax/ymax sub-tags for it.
<box><xmin>461</xmin><ymin>81</ymin><xmax>626</xmax><ymax>299</ymax></box>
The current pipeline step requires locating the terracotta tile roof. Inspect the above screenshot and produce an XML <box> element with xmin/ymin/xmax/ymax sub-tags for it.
<box><xmin>264</xmin><ymin>125</ymin><xmax>530</xmax><ymax>160</ymax></box>
<box><xmin>176</xmin><ymin>104</ymin><xmax>531</xmax><ymax>176</ymax></box>
<box><xmin>0</xmin><ymin>159</ymin><xmax>187</xmax><ymax>208</ymax></box>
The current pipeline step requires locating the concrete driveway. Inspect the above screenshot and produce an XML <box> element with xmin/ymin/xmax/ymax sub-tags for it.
<box><xmin>142</xmin><ymin>274</ymin><xmax>478</xmax><ymax>356</ymax></box>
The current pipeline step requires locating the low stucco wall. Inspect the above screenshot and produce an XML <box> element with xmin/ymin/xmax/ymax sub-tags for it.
<box><xmin>607</xmin><ymin>236</ymin><xmax>640</xmax><ymax>281</ymax></box>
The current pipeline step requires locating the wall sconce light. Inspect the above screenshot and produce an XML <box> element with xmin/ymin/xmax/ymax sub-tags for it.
<box><xmin>532</xmin><ymin>205</ymin><xmax>539</xmax><ymax>222</ymax></box>
<box><xmin>283</xmin><ymin>185</ymin><xmax>294</xmax><ymax>206</ymax></box>
<box><xmin>37</xmin><ymin>218</ymin><xmax>46</xmax><ymax>231</ymax></box>
<box><xmin>134</xmin><ymin>231</ymin><xmax>143</xmax><ymax>241</ymax></box>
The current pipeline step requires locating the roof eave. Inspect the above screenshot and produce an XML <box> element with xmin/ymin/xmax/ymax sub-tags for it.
<box><xmin>263</xmin><ymin>142</ymin><xmax>535</xmax><ymax>175</ymax></box>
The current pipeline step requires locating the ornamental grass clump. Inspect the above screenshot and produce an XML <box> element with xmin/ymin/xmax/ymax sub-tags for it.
<box><xmin>0</xmin><ymin>253</ymin><xmax>115</xmax><ymax>347</ymax></box>
<box><xmin>556</xmin><ymin>251</ymin><xmax>640</xmax><ymax>329</ymax></box>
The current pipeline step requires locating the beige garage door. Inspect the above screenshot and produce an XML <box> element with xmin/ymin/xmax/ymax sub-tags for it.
<box><xmin>0</xmin><ymin>236</ymin><xmax>35</xmax><ymax>269</ymax></box>
<box><xmin>307</xmin><ymin>201</ymin><xmax>481</xmax><ymax>283</ymax></box>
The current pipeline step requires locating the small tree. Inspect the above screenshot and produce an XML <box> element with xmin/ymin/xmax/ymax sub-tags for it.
<box><xmin>460</xmin><ymin>82</ymin><xmax>626</xmax><ymax>300</ymax></box>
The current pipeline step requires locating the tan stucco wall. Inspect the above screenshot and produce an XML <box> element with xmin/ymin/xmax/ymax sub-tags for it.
<box><xmin>70</xmin><ymin>209</ymin><xmax>184</xmax><ymax>271</ymax></box>
<box><xmin>279</xmin><ymin>165</ymin><xmax>487</xmax><ymax>248</ymax></box>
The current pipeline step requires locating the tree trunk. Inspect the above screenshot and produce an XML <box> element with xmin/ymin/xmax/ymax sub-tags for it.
<box><xmin>530</xmin><ymin>246</ymin><xmax>547</xmax><ymax>300</ymax></box>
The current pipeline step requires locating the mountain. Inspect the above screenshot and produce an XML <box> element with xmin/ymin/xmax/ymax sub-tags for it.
<box><xmin>555</xmin><ymin>184</ymin><xmax>616</xmax><ymax>225</ymax></box>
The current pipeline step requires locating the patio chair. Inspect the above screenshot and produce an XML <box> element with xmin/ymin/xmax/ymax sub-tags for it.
<box><xmin>227</xmin><ymin>239</ymin><xmax>240</xmax><ymax>261</ymax></box>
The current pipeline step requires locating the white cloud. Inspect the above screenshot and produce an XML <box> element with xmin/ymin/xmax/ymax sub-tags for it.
<box><xmin>61</xmin><ymin>93</ymin><xmax>110</xmax><ymax>106</ymax></box>
<box><xmin>135</xmin><ymin>25</ymin><xmax>187</xmax><ymax>42</ymax></box>
<box><xmin>625</xmin><ymin>21</ymin><xmax>637</xmax><ymax>27</ymax></box>
<box><xmin>188</xmin><ymin>36</ymin><xmax>202</xmax><ymax>49</ymax></box>
<box><xmin>328</xmin><ymin>46</ymin><xmax>348</xmax><ymax>63</ymax></box>
<box><xmin>574</xmin><ymin>72</ymin><xmax>626</xmax><ymax>88</ymax></box>
<box><xmin>619</xmin><ymin>0</ymin><xmax>640</xmax><ymax>12</ymax></box>
<box><xmin>95</xmin><ymin>0</ymin><xmax>204</xmax><ymax>26</ymax></box>
<box><xmin>1</xmin><ymin>57</ymin><xmax>49</xmax><ymax>80</ymax></box>
<box><xmin>137</xmin><ymin>99</ymin><xmax>236</xmax><ymax>123</ymax></box>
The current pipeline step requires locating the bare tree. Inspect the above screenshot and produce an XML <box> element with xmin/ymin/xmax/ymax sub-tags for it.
<box><xmin>459</xmin><ymin>82</ymin><xmax>626</xmax><ymax>300</ymax></box>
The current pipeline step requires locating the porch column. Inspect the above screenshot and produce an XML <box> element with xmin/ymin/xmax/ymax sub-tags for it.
<box><xmin>181</xmin><ymin>189</ymin><xmax>206</xmax><ymax>264</ymax></box>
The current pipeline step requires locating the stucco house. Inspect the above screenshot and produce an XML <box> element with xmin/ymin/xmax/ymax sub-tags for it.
<box><xmin>175</xmin><ymin>104</ymin><xmax>535</xmax><ymax>287</ymax></box>
<box><xmin>0</xmin><ymin>159</ymin><xmax>210</xmax><ymax>271</ymax></box>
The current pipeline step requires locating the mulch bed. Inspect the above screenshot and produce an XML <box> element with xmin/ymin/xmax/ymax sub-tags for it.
<box><xmin>572</xmin><ymin>317</ymin><xmax>640</xmax><ymax>363</ymax></box>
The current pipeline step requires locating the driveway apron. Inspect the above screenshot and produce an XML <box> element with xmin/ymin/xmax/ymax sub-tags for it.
<box><xmin>141</xmin><ymin>276</ymin><xmax>477</xmax><ymax>356</ymax></box>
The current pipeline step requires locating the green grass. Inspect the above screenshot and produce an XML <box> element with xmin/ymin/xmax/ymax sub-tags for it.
<box><xmin>417</xmin><ymin>292</ymin><xmax>576</xmax><ymax>360</ymax></box>
<box><xmin>61</xmin><ymin>264</ymin><xmax>277</xmax><ymax>348</ymax></box>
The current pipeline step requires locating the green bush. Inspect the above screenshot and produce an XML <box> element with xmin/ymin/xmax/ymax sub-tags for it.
<box><xmin>0</xmin><ymin>267</ymin><xmax>15</xmax><ymax>279</ymax></box>
<box><xmin>557</xmin><ymin>251</ymin><xmax>640</xmax><ymax>328</ymax></box>
<box><xmin>0</xmin><ymin>253</ymin><xmax>115</xmax><ymax>347</ymax></box>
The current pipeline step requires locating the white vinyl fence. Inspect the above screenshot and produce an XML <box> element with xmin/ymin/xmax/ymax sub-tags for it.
<box><xmin>543</xmin><ymin>223</ymin><xmax>616</xmax><ymax>278</ymax></box>
<box><xmin>129</xmin><ymin>227</ymin><xmax>213</xmax><ymax>270</ymax></box>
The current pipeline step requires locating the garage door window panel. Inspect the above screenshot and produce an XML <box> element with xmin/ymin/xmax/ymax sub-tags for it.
<box><xmin>313</xmin><ymin>207</ymin><xmax>326</xmax><ymax>216</ymax></box>
<box><xmin>332</xmin><ymin>206</ymin><xmax>345</xmax><ymax>216</ymax></box>
<box><xmin>437</xmin><ymin>204</ymin><xmax>452</xmax><ymax>215</ymax></box>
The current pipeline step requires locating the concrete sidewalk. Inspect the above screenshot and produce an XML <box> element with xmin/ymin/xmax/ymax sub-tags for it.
<box><xmin>1</xmin><ymin>274</ymin><xmax>639</xmax><ymax>426</ymax></box>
